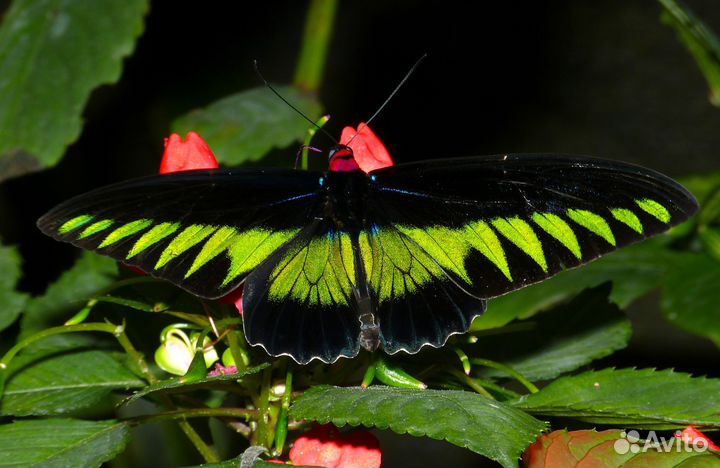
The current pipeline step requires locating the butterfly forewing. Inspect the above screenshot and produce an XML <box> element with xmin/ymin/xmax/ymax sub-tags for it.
<box><xmin>368</xmin><ymin>154</ymin><xmax>698</xmax><ymax>299</ymax></box>
<box><xmin>37</xmin><ymin>169</ymin><xmax>323</xmax><ymax>299</ymax></box>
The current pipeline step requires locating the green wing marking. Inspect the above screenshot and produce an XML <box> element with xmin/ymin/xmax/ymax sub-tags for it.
<box><xmin>127</xmin><ymin>222</ymin><xmax>180</xmax><ymax>259</ymax></box>
<box><xmin>78</xmin><ymin>219</ymin><xmax>114</xmax><ymax>239</ymax></box>
<box><xmin>532</xmin><ymin>212</ymin><xmax>582</xmax><ymax>260</ymax></box>
<box><xmin>395</xmin><ymin>225</ymin><xmax>472</xmax><ymax>283</ymax></box>
<box><xmin>223</xmin><ymin>228</ymin><xmax>301</xmax><ymax>287</ymax></box>
<box><xmin>566</xmin><ymin>209</ymin><xmax>616</xmax><ymax>246</ymax></box>
<box><xmin>360</xmin><ymin>226</ymin><xmax>447</xmax><ymax>304</ymax></box>
<box><xmin>269</xmin><ymin>231</ymin><xmax>354</xmax><ymax>306</ymax></box>
<box><xmin>58</xmin><ymin>214</ymin><xmax>94</xmax><ymax>235</ymax></box>
<box><xmin>611</xmin><ymin>208</ymin><xmax>643</xmax><ymax>234</ymax></box>
<box><xmin>150</xmin><ymin>224</ymin><xmax>301</xmax><ymax>288</ymax></box>
<box><xmin>99</xmin><ymin>219</ymin><xmax>152</xmax><ymax>248</ymax></box>
<box><xmin>636</xmin><ymin>198</ymin><xmax>671</xmax><ymax>223</ymax></box>
<box><xmin>52</xmin><ymin>212</ymin><xmax>303</xmax><ymax>298</ymax></box>
<box><xmin>185</xmin><ymin>226</ymin><xmax>239</xmax><ymax>279</ymax></box>
<box><xmin>491</xmin><ymin>217</ymin><xmax>548</xmax><ymax>272</ymax></box>
<box><xmin>371</xmin><ymin>199</ymin><xmax>675</xmax><ymax>301</ymax></box>
<box><xmin>154</xmin><ymin>224</ymin><xmax>217</xmax><ymax>269</ymax></box>
<box><xmin>38</xmin><ymin>168</ymin><xmax>324</xmax><ymax>301</ymax></box>
<box><xmin>396</xmin><ymin>222</ymin><xmax>513</xmax><ymax>282</ymax></box>
<box><xmin>464</xmin><ymin>220</ymin><xmax>512</xmax><ymax>281</ymax></box>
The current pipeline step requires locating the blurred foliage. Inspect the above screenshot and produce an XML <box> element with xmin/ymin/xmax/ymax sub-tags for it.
<box><xmin>660</xmin><ymin>0</ymin><xmax>720</xmax><ymax>106</ymax></box>
<box><xmin>0</xmin><ymin>0</ymin><xmax>147</xmax><ymax>181</ymax></box>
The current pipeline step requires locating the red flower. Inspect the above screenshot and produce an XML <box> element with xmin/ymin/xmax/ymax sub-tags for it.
<box><xmin>675</xmin><ymin>425</ymin><xmax>720</xmax><ymax>451</ymax></box>
<box><xmin>217</xmin><ymin>287</ymin><xmax>244</xmax><ymax>316</ymax></box>
<box><xmin>339</xmin><ymin>123</ymin><xmax>394</xmax><ymax>173</ymax></box>
<box><xmin>160</xmin><ymin>131</ymin><xmax>219</xmax><ymax>173</ymax></box>
<box><xmin>289</xmin><ymin>424</ymin><xmax>381</xmax><ymax>468</ymax></box>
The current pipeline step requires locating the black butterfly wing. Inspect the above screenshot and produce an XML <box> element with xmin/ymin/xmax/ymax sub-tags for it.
<box><xmin>37</xmin><ymin>154</ymin><xmax>699</xmax><ymax>365</ymax></box>
<box><xmin>242</xmin><ymin>220</ymin><xmax>362</xmax><ymax>364</ymax></box>
<box><xmin>37</xmin><ymin>169</ymin><xmax>323</xmax><ymax>299</ymax></box>
<box><xmin>367</xmin><ymin>154</ymin><xmax>698</xmax><ymax>299</ymax></box>
<box><xmin>356</xmin><ymin>222</ymin><xmax>487</xmax><ymax>355</ymax></box>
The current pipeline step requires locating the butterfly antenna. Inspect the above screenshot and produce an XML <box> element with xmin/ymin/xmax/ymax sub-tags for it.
<box><xmin>347</xmin><ymin>53</ymin><xmax>427</xmax><ymax>146</ymax></box>
<box><xmin>253</xmin><ymin>60</ymin><xmax>338</xmax><ymax>145</ymax></box>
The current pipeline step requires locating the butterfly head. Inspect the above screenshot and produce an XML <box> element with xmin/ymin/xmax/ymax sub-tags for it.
<box><xmin>328</xmin><ymin>145</ymin><xmax>361</xmax><ymax>172</ymax></box>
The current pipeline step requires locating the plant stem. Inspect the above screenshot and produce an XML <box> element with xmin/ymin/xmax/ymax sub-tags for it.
<box><xmin>227</xmin><ymin>330</ymin><xmax>250</xmax><ymax>371</ymax></box>
<box><xmin>471</xmin><ymin>378</ymin><xmax>521</xmax><ymax>400</ymax></box>
<box><xmin>254</xmin><ymin>366</ymin><xmax>274</xmax><ymax>448</ymax></box>
<box><xmin>293</xmin><ymin>0</ymin><xmax>338</xmax><ymax>92</ymax></box>
<box><xmin>177</xmin><ymin>420</ymin><xmax>219</xmax><ymax>463</ymax></box>
<box><xmin>453</xmin><ymin>347</ymin><xmax>472</xmax><ymax>375</ymax></box>
<box><xmin>449</xmin><ymin>369</ymin><xmax>494</xmax><ymax>399</ymax></box>
<box><xmin>94</xmin><ymin>275</ymin><xmax>162</xmax><ymax>296</ymax></box>
<box><xmin>470</xmin><ymin>358</ymin><xmax>539</xmax><ymax>394</ymax></box>
<box><xmin>301</xmin><ymin>114</ymin><xmax>331</xmax><ymax>170</ymax></box>
<box><xmin>94</xmin><ymin>295</ymin><xmax>159</xmax><ymax>312</ymax></box>
<box><xmin>274</xmin><ymin>366</ymin><xmax>294</xmax><ymax>454</ymax></box>
<box><xmin>0</xmin><ymin>322</ymin><xmax>122</xmax><ymax>371</ymax></box>
<box><xmin>164</xmin><ymin>310</ymin><xmax>210</xmax><ymax>327</ymax></box>
<box><xmin>115</xmin><ymin>329</ymin><xmax>158</xmax><ymax>384</ymax></box>
<box><xmin>127</xmin><ymin>407</ymin><xmax>260</xmax><ymax>425</ymax></box>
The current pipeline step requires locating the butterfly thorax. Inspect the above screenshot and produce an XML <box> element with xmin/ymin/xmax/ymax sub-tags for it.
<box><xmin>321</xmin><ymin>169</ymin><xmax>371</xmax><ymax>232</ymax></box>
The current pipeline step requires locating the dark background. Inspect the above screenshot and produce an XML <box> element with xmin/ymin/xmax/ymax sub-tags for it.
<box><xmin>1</xmin><ymin>1</ymin><xmax>720</xmax><ymax>466</ymax></box>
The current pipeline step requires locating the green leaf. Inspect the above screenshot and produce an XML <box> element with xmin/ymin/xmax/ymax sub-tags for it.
<box><xmin>512</xmin><ymin>368</ymin><xmax>720</xmax><ymax>429</ymax></box>
<box><xmin>198</xmin><ymin>455</ymin><xmax>315</xmax><ymax>468</ymax></box>
<box><xmin>0</xmin><ymin>418</ymin><xmax>129</xmax><ymax>468</ymax></box>
<box><xmin>0</xmin><ymin>0</ymin><xmax>148</xmax><ymax>181</ymax></box>
<box><xmin>662</xmin><ymin>253</ymin><xmax>720</xmax><ymax>347</ymax></box>
<box><xmin>172</xmin><ymin>85</ymin><xmax>322</xmax><ymax>165</ymax></box>
<box><xmin>681</xmin><ymin>171</ymin><xmax>720</xmax><ymax>206</ymax></box>
<box><xmin>676</xmin><ymin>171</ymin><xmax>720</xmax><ymax>243</ymax></box>
<box><xmin>1</xmin><ymin>350</ymin><xmax>144</xmax><ymax>416</ymax></box>
<box><xmin>123</xmin><ymin>363</ymin><xmax>269</xmax><ymax>405</ymax></box>
<box><xmin>473</xmin><ymin>241</ymin><xmax>673</xmax><ymax>331</ymax></box>
<box><xmin>0</xmin><ymin>244</ymin><xmax>29</xmax><ymax>332</ymax></box>
<box><xmin>20</xmin><ymin>252</ymin><xmax>117</xmax><ymax>338</ymax></box>
<box><xmin>523</xmin><ymin>429</ymin><xmax>720</xmax><ymax>468</ymax></box>
<box><xmin>659</xmin><ymin>0</ymin><xmax>720</xmax><ymax>107</ymax></box>
<box><xmin>290</xmin><ymin>385</ymin><xmax>547</xmax><ymax>468</ymax></box>
<box><xmin>699</xmin><ymin>227</ymin><xmax>720</xmax><ymax>262</ymax></box>
<box><xmin>476</xmin><ymin>284</ymin><xmax>631</xmax><ymax>381</ymax></box>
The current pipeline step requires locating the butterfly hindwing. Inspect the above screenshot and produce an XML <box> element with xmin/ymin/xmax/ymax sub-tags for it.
<box><xmin>242</xmin><ymin>221</ymin><xmax>362</xmax><ymax>364</ymax></box>
<box><xmin>369</xmin><ymin>154</ymin><xmax>698</xmax><ymax>299</ymax></box>
<box><xmin>38</xmin><ymin>169</ymin><xmax>323</xmax><ymax>298</ymax></box>
<box><xmin>357</xmin><ymin>224</ymin><xmax>487</xmax><ymax>354</ymax></box>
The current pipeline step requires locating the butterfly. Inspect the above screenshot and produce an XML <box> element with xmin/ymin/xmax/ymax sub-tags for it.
<box><xmin>37</xmin><ymin>132</ymin><xmax>698</xmax><ymax>364</ymax></box>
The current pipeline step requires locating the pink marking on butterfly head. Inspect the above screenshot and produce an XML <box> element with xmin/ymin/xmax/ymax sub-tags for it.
<box><xmin>328</xmin><ymin>145</ymin><xmax>361</xmax><ymax>172</ymax></box>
